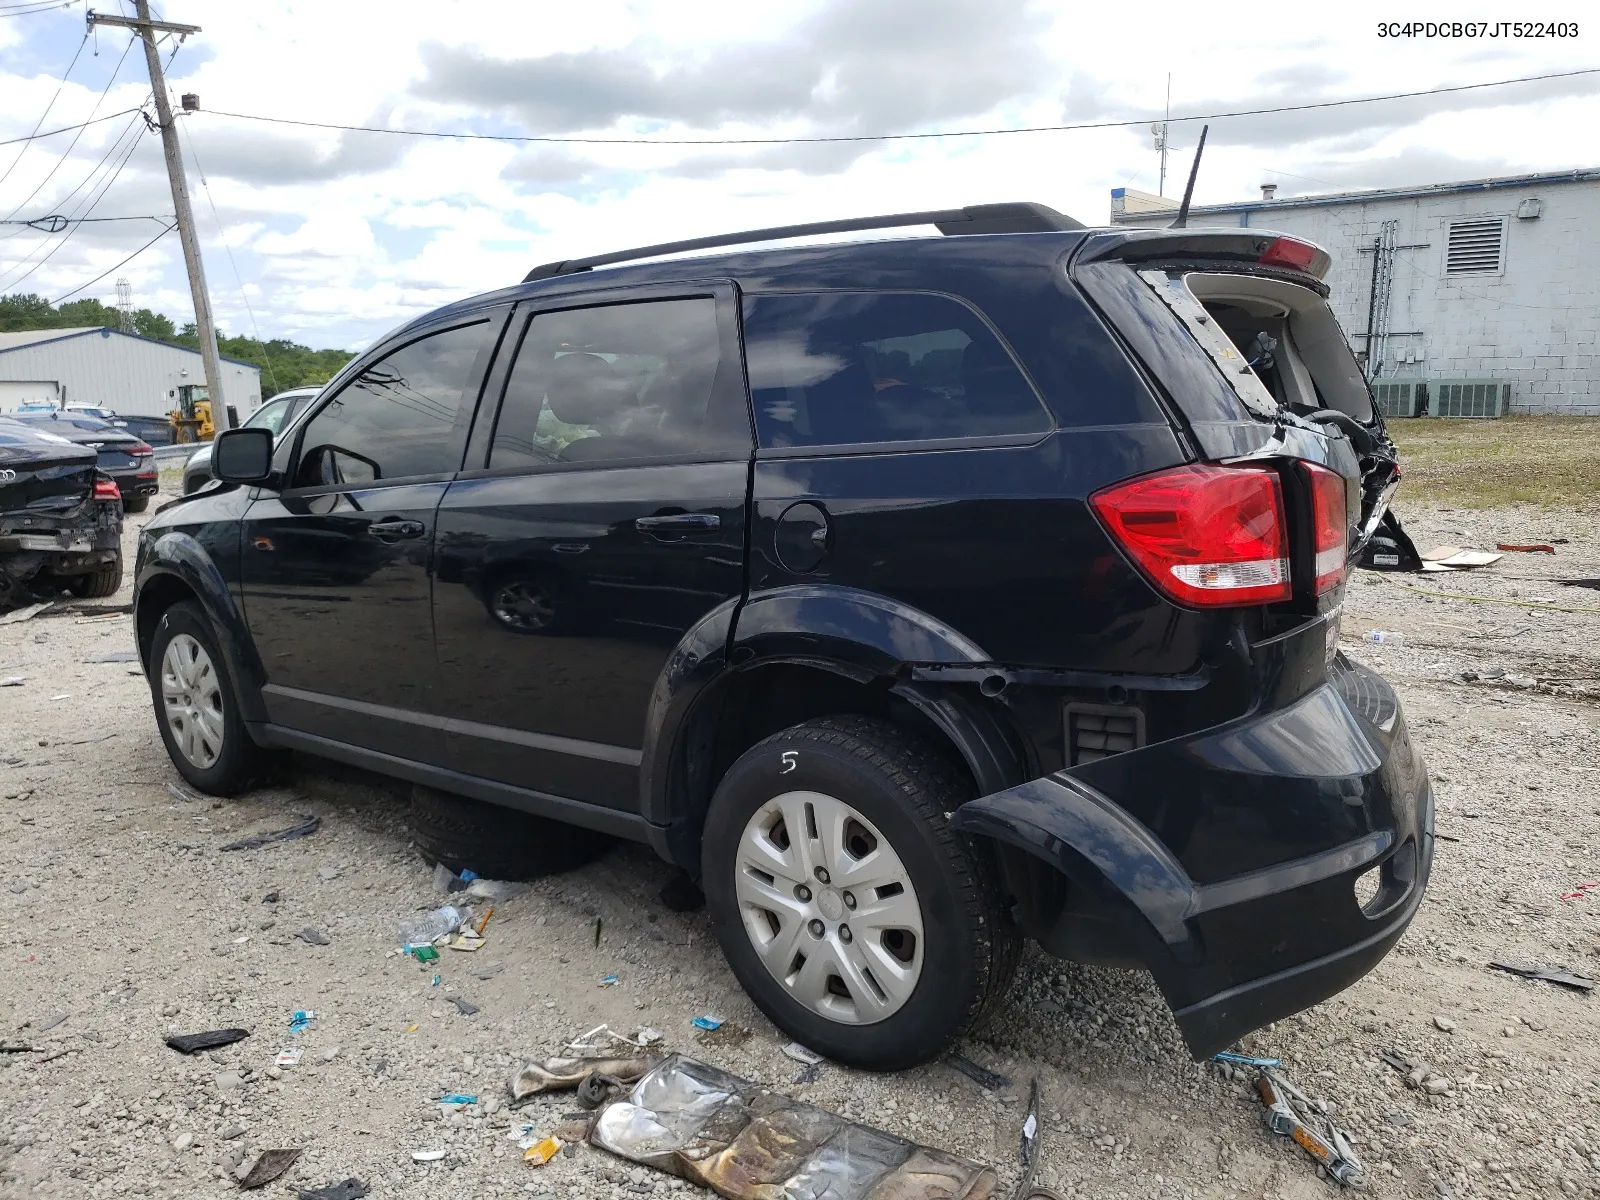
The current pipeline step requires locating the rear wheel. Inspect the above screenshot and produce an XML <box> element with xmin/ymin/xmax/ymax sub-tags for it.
<box><xmin>409</xmin><ymin>785</ymin><xmax>613</xmax><ymax>880</ymax></box>
<box><xmin>123</xmin><ymin>495</ymin><xmax>150</xmax><ymax>514</ymax></box>
<box><xmin>702</xmin><ymin>715</ymin><xmax>1019</xmax><ymax>1070</ymax></box>
<box><xmin>148</xmin><ymin>600</ymin><xmax>261</xmax><ymax>794</ymax></box>
<box><xmin>67</xmin><ymin>554</ymin><xmax>123</xmax><ymax>598</ymax></box>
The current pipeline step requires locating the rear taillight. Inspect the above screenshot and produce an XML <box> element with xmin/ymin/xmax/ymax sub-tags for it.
<box><xmin>1304</xmin><ymin>462</ymin><xmax>1348</xmax><ymax>594</ymax></box>
<box><xmin>93</xmin><ymin>477</ymin><xmax>121</xmax><ymax>501</ymax></box>
<box><xmin>1259</xmin><ymin>236</ymin><xmax>1318</xmax><ymax>271</ymax></box>
<box><xmin>1090</xmin><ymin>465</ymin><xmax>1290</xmax><ymax>607</ymax></box>
<box><xmin>130</xmin><ymin>440</ymin><xmax>154</xmax><ymax>455</ymax></box>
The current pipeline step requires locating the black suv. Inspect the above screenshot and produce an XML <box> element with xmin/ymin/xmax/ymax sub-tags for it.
<box><xmin>133</xmin><ymin>203</ymin><xmax>1433</xmax><ymax>1070</ymax></box>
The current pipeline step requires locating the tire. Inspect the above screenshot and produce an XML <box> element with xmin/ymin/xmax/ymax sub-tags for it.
<box><xmin>184</xmin><ymin>473</ymin><xmax>209</xmax><ymax>495</ymax></box>
<box><xmin>67</xmin><ymin>554</ymin><xmax>123</xmax><ymax>598</ymax></box>
<box><xmin>701</xmin><ymin>715</ymin><xmax>1020</xmax><ymax>1070</ymax></box>
<box><xmin>123</xmin><ymin>495</ymin><xmax>150</xmax><ymax>514</ymax></box>
<box><xmin>409</xmin><ymin>785</ymin><xmax>613</xmax><ymax>880</ymax></box>
<box><xmin>148</xmin><ymin>600</ymin><xmax>261</xmax><ymax>794</ymax></box>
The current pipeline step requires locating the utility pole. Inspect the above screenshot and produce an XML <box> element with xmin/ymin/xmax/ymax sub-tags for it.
<box><xmin>1154</xmin><ymin>74</ymin><xmax>1171</xmax><ymax>197</ymax></box>
<box><xmin>86</xmin><ymin>4</ymin><xmax>229</xmax><ymax>429</ymax></box>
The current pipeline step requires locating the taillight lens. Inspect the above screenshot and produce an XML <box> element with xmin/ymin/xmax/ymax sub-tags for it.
<box><xmin>129</xmin><ymin>440</ymin><xmax>154</xmax><ymax>455</ymax></box>
<box><xmin>93</xmin><ymin>477</ymin><xmax>121</xmax><ymax>501</ymax></box>
<box><xmin>1091</xmin><ymin>465</ymin><xmax>1290</xmax><ymax>607</ymax></box>
<box><xmin>1304</xmin><ymin>462</ymin><xmax>1348</xmax><ymax>594</ymax></box>
<box><xmin>1259</xmin><ymin>236</ymin><xmax>1318</xmax><ymax>271</ymax></box>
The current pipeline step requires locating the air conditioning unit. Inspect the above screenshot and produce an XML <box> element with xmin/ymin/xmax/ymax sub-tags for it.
<box><xmin>1431</xmin><ymin>379</ymin><xmax>1509</xmax><ymax>418</ymax></box>
<box><xmin>1372</xmin><ymin>380</ymin><xmax>1423</xmax><ymax>418</ymax></box>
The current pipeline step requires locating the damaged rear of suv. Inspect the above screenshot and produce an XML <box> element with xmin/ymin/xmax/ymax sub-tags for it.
<box><xmin>133</xmin><ymin>204</ymin><xmax>1428</xmax><ymax>1070</ymax></box>
<box><xmin>1</xmin><ymin>417</ymin><xmax>125</xmax><ymax>605</ymax></box>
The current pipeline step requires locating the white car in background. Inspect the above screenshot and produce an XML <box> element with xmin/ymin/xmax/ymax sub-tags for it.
<box><xmin>182</xmin><ymin>387</ymin><xmax>321</xmax><ymax>494</ymax></box>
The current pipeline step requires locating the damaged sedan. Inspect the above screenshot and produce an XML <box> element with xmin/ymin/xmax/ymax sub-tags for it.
<box><xmin>1</xmin><ymin>416</ymin><xmax>124</xmax><ymax>605</ymax></box>
<box><xmin>132</xmin><ymin>203</ymin><xmax>1430</xmax><ymax>1069</ymax></box>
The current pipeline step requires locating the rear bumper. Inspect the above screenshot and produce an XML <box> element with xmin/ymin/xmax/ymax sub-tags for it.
<box><xmin>952</xmin><ymin>653</ymin><xmax>1432</xmax><ymax>1057</ymax></box>
<box><xmin>111</xmin><ymin>468</ymin><xmax>160</xmax><ymax>497</ymax></box>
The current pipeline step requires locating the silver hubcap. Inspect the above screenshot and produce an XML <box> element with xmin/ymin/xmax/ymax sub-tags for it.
<box><xmin>161</xmin><ymin>633</ymin><xmax>225</xmax><ymax>769</ymax></box>
<box><xmin>735</xmin><ymin>790</ymin><xmax>924</xmax><ymax>1025</ymax></box>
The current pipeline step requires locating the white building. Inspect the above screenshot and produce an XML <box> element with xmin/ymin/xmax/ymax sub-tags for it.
<box><xmin>1111</xmin><ymin>167</ymin><xmax>1600</xmax><ymax>416</ymax></box>
<box><xmin>0</xmin><ymin>326</ymin><xmax>262</xmax><ymax>418</ymax></box>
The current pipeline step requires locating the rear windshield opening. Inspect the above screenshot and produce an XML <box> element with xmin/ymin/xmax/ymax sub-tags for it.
<box><xmin>1185</xmin><ymin>273</ymin><xmax>1375</xmax><ymax>424</ymax></box>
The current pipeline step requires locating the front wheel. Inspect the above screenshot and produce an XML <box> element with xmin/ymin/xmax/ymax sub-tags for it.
<box><xmin>148</xmin><ymin>601</ymin><xmax>261</xmax><ymax>794</ymax></box>
<box><xmin>702</xmin><ymin>715</ymin><xmax>1019</xmax><ymax>1070</ymax></box>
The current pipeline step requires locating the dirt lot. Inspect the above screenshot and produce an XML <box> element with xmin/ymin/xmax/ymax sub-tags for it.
<box><xmin>2</xmin><ymin>475</ymin><xmax>1598</xmax><ymax>1200</ymax></box>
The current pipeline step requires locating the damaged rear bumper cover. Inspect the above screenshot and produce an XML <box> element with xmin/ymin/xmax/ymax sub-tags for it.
<box><xmin>951</xmin><ymin>656</ymin><xmax>1433</xmax><ymax>1058</ymax></box>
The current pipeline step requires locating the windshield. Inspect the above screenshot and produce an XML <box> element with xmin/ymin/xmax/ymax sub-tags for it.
<box><xmin>243</xmin><ymin>399</ymin><xmax>291</xmax><ymax>434</ymax></box>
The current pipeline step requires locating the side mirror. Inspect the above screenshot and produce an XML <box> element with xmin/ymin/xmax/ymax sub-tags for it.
<box><xmin>213</xmin><ymin>427</ymin><xmax>274</xmax><ymax>484</ymax></box>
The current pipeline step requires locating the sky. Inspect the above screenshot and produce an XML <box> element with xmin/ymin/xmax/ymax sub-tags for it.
<box><xmin>0</xmin><ymin>0</ymin><xmax>1593</xmax><ymax>352</ymax></box>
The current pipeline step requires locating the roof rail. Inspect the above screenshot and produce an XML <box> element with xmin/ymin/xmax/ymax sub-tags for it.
<box><xmin>522</xmin><ymin>201</ymin><xmax>1084</xmax><ymax>282</ymax></box>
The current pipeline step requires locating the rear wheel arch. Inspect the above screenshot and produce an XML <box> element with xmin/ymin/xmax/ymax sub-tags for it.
<box><xmin>655</xmin><ymin>658</ymin><xmax>1029</xmax><ymax>872</ymax></box>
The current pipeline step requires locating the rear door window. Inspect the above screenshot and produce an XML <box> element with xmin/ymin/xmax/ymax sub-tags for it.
<box><xmin>742</xmin><ymin>291</ymin><xmax>1050</xmax><ymax>450</ymax></box>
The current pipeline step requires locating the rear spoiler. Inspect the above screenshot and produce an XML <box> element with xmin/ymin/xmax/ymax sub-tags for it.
<box><xmin>1074</xmin><ymin>229</ymin><xmax>1332</xmax><ymax>286</ymax></box>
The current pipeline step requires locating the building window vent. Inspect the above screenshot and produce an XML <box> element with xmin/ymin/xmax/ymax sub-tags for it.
<box><xmin>1445</xmin><ymin>218</ymin><xmax>1506</xmax><ymax>275</ymax></box>
<box><xmin>1065</xmin><ymin>703</ymin><xmax>1145</xmax><ymax>766</ymax></box>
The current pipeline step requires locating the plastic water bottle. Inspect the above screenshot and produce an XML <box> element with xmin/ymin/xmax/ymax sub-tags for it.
<box><xmin>399</xmin><ymin>905</ymin><xmax>470</xmax><ymax>949</ymax></box>
<box><xmin>1363</xmin><ymin>630</ymin><xmax>1404</xmax><ymax>645</ymax></box>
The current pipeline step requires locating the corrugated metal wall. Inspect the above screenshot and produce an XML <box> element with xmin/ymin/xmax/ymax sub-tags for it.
<box><xmin>0</xmin><ymin>329</ymin><xmax>262</xmax><ymax>417</ymax></box>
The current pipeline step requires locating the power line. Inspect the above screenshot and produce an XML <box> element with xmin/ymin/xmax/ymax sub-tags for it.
<box><xmin>49</xmin><ymin>219</ymin><xmax>174</xmax><ymax>304</ymax></box>
<box><xmin>0</xmin><ymin>212</ymin><xmax>174</xmax><ymax>230</ymax></box>
<box><xmin>0</xmin><ymin>107</ymin><xmax>143</xmax><ymax>150</ymax></box>
<box><xmin>200</xmin><ymin>66</ymin><xmax>1600</xmax><ymax>148</ymax></box>
<box><xmin>0</xmin><ymin>1</ymin><xmax>77</xmax><ymax>18</ymax></box>
<box><xmin>0</xmin><ymin>31</ymin><xmax>90</xmax><ymax>190</ymax></box>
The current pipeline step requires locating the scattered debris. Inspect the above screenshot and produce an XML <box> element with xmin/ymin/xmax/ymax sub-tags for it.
<box><xmin>220</xmin><ymin>815</ymin><xmax>320</xmax><ymax>852</ymax></box>
<box><xmin>35</xmin><ymin>1013</ymin><xmax>67</xmax><ymax>1032</ymax></box>
<box><xmin>780</xmin><ymin>1042</ymin><xmax>824</xmax><ymax>1067</ymax></box>
<box><xmin>0</xmin><ymin>602</ymin><xmax>51</xmax><ymax>625</ymax></box>
<box><xmin>1255</xmin><ymin>1067</ymin><xmax>1365</xmax><ymax>1187</ymax></box>
<box><xmin>409</xmin><ymin>944</ymin><xmax>440</xmax><ymax>963</ymax></box>
<box><xmin>449</xmin><ymin>996</ymin><xmax>480</xmax><ymax>1016</ymax></box>
<box><xmin>261</xmin><ymin>890</ymin><xmax>279</xmax><ymax>904</ymax></box>
<box><xmin>439</xmin><ymin>1092</ymin><xmax>478</xmax><ymax>1107</ymax></box>
<box><xmin>1559</xmin><ymin>881</ymin><xmax>1599</xmax><ymax>902</ymax></box>
<box><xmin>236</xmin><ymin>1147</ymin><xmax>302</xmax><ymax>1189</ymax></box>
<box><xmin>1421</xmin><ymin>546</ymin><xmax>1503</xmax><ymax>571</ymax></box>
<box><xmin>288</xmin><ymin>1010</ymin><xmax>315</xmax><ymax>1033</ymax></box>
<box><xmin>590</xmin><ymin>1054</ymin><xmax>999</xmax><ymax>1198</ymax></box>
<box><xmin>599</xmin><ymin>974</ymin><xmax>618</xmax><ymax>987</ymax></box>
<box><xmin>1212</xmin><ymin>1051</ymin><xmax>1282</xmax><ymax>1069</ymax></box>
<box><xmin>1488</xmin><ymin>959</ymin><xmax>1596</xmax><ymax>992</ymax></box>
<box><xmin>592</xmin><ymin>916</ymin><xmax>603</xmax><ymax>947</ymax></box>
<box><xmin>1496</xmin><ymin>543</ymin><xmax>1555</xmax><ymax>553</ymax></box>
<box><xmin>508</xmin><ymin>1056</ymin><xmax>659</xmax><ymax>1102</ymax></box>
<box><xmin>296</xmin><ymin>927</ymin><xmax>331</xmax><ymax>946</ymax></box>
<box><xmin>165</xmin><ymin>1028</ymin><xmax>250</xmax><ymax>1054</ymax></box>
<box><xmin>1362</xmin><ymin>630</ymin><xmax>1405</xmax><ymax>645</ymax></box>
<box><xmin>84</xmin><ymin>649</ymin><xmax>138</xmax><ymax>663</ymax></box>
<box><xmin>695</xmin><ymin>1021</ymin><xmax>751</xmax><ymax>1049</ymax></box>
<box><xmin>1014</xmin><ymin>1078</ymin><xmax>1042</xmax><ymax>1198</ymax></box>
<box><xmin>410</xmin><ymin>1149</ymin><xmax>446</xmax><ymax>1163</ymax></box>
<box><xmin>398</xmin><ymin>904</ymin><xmax>470</xmax><ymax>951</ymax></box>
<box><xmin>1560</xmin><ymin>578</ymin><xmax>1600</xmax><ymax>591</ymax></box>
<box><xmin>275</xmin><ymin>1048</ymin><xmax>304</xmax><ymax>1067</ymax></box>
<box><xmin>0</xmin><ymin>1044</ymin><xmax>35</xmax><ymax>1054</ymax></box>
<box><xmin>945</xmin><ymin>1051</ymin><xmax>1011</xmax><ymax>1091</ymax></box>
<box><xmin>0</xmin><ymin>676</ymin><xmax>24</xmax><ymax>687</ymax></box>
<box><xmin>689</xmin><ymin>1015</ymin><xmax>722</xmax><ymax>1032</ymax></box>
<box><xmin>465</xmin><ymin>878</ymin><xmax>529</xmax><ymax>901</ymax></box>
<box><xmin>296</xmin><ymin>1180</ymin><xmax>369</xmax><ymax>1200</ymax></box>
<box><xmin>522</xmin><ymin>1135</ymin><xmax>562</xmax><ymax>1165</ymax></box>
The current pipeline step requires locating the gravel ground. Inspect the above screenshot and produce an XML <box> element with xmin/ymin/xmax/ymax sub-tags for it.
<box><xmin>1</xmin><ymin>486</ymin><xmax>1598</xmax><ymax>1200</ymax></box>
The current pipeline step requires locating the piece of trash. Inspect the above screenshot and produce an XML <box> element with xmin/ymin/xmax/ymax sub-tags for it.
<box><xmin>411</xmin><ymin>1149</ymin><xmax>447</xmax><ymax>1163</ymax></box>
<box><xmin>432</xmin><ymin>861</ymin><xmax>469</xmax><ymax>894</ymax></box>
<box><xmin>523</xmin><ymin>1135</ymin><xmax>562</xmax><ymax>1165</ymax></box>
<box><xmin>945</xmin><ymin>1051</ymin><xmax>1011</xmax><ymax>1091</ymax></box>
<box><xmin>563</xmin><ymin>1023</ymin><xmax>662</xmax><ymax>1053</ymax></box>
<box><xmin>296</xmin><ymin>927</ymin><xmax>331</xmax><ymax>946</ymax></box>
<box><xmin>0</xmin><ymin>601</ymin><xmax>52</xmax><ymax>625</ymax></box>
<box><xmin>288</xmin><ymin>1010</ymin><xmax>316</xmax><ymax>1033</ymax></box>
<box><xmin>1255</xmin><ymin>1067</ymin><xmax>1364</xmax><ymax>1187</ymax></box>
<box><xmin>449</xmin><ymin>996</ymin><xmax>480</xmax><ymax>1016</ymax></box>
<box><xmin>165</xmin><ymin>782</ymin><xmax>196</xmax><ymax>804</ymax></box>
<box><xmin>1496</xmin><ymin>543</ymin><xmax>1555</xmax><ymax>554</ymax></box>
<box><xmin>599</xmin><ymin>974</ymin><xmax>618</xmax><ymax>988</ymax></box>
<box><xmin>508</xmin><ymin>1056</ymin><xmax>659</xmax><ymax>1101</ymax></box>
<box><xmin>458</xmin><ymin>868</ymin><xmax>479</xmax><ymax>882</ymax></box>
<box><xmin>689</xmin><ymin>1015</ymin><xmax>722</xmax><ymax>1031</ymax></box>
<box><xmin>466</xmin><ymin>878</ymin><xmax>529</xmax><ymax>901</ymax></box>
<box><xmin>165</xmin><ymin>1028</ymin><xmax>250</xmax><ymax>1054</ymax></box>
<box><xmin>446</xmin><ymin>931</ymin><xmax>484</xmax><ymax>952</ymax></box>
<box><xmin>1213</xmin><ymin>1050</ymin><xmax>1283</xmax><ymax>1068</ymax></box>
<box><xmin>237</xmin><ymin>1147</ymin><xmax>302</xmax><ymax>1189</ymax></box>
<box><xmin>432</xmin><ymin>974</ymin><xmax>441</xmax><ymax>987</ymax></box>
<box><xmin>1559</xmin><ymin>881</ymin><xmax>1600</xmax><ymax>902</ymax></box>
<box><xmin>409</xmin><ymin>944</ymin><xmax>440</xmax><ymax>963</ymax></box>
<box><xmin>439</xmin><ymin>1092</ymin><xmax>478</xmax><ymax>1107</ymax></box>
<box><xmin>399</xmin><ymin>904</ymin><xmax>470</xmax><ymax>951</ymax></box>
<box><xmin>658</xmin><ymin>873</ymin><xmax>705</xmax><ymax>912</ymax></box>
<box><xmin>262</xmin><ymin>891</ymin><xmax>280</xmax><ymax>904</ymax></box>
<box><xmin>1421</xmin><ymin>546</ymin><xmax>1503</xmax><ymax>570</ymax></box>
<box><xmin>1016</xmin><ymin>1078</ymin><xmax>1042</xmax><ymax>1198</ymax></box>
<box><xmin>593</xmin><ymin>916</ymin><xmax>603</xmax><ymax>947</ymax></box>
<box><xmin>0</xmin><ymin>1045</ymin><xmax>35</xmax><ymax>1054</ymax></box>
<box><xmin>590</xmin><ymin>1054</ymin><xmax>998</xmax><ymax>1198</ymax></box>
<box><xmin>296</xmin><ymin>1180</ymin><xmax>369</xmax><ymax>1200</ymax></box>
<box><xmin>473</xmin><ymin>905</ymin><xmax>494</xmax><ymax>935</ymax></box>
<box><xmin>780</xmin><ymin>1042</ymin><xmax>824</xmax><ymax>1067</ymax></box>
<box><xmin>276</xmin><ymin>1048</ymin><xmax>304</xmax><ymax>1067</ymax></box>
<box><xmin>220</xmin><ymin>815</ymin><xmax>320</xmax><ymax>852</ymax></box>
<box><xmin>0</xmin><ymin>676</ymin><xmax>25</xmax><ymax>687</ymax></box>
<box><xmin>85</xmin><ymin>648</ymin><xmax>139</xmax><ymax>663</ymax></box>
<box><xmin>36</xmin><ymin>1013</ymin><xmax>67</xmax><ymax>1032</ymax></box>
<box><xmin>1362</xmin><ymin>630</ymin><xmax>1404</xmax><ymax>645</ymax></box>
<box><xmin>404</xmin><ymin>1024</ymin><xmax>419</xmax><ymax>1034</ymax></box>
<box><xmin>1488</xmin><ymin>959</ymin><xmax>1596</xmax><ymax>992</ymax></box>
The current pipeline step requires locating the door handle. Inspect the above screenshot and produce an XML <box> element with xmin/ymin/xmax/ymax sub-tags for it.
<box><xmin>635</xmin><ymin>512</ymin><xmax>721</xmax><ymax>538</ymax></box>
<box><xmin>367</xmin><ymin>518</ymin><xmax>425</xmax><ymax>541</ymax></box>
